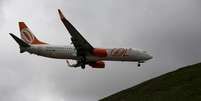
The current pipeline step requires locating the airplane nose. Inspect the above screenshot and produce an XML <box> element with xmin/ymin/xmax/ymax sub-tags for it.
<box><xmin>149</xmin><ymin>55</ymin><xmax>153</xmax><ymax>59</ymax></box>
<box><xmin>141</xmin><ymin>51</ymin><xmax>153</xmax><ymax>60</ymax></box>
<box><xmin>146</xmin><ymin>54</ymin><xmax>153</xmax><ymax>60</ymax></box>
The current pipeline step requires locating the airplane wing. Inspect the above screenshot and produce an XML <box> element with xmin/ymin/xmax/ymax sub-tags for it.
<box><xmin>58</xmin><ymin>9</ymin><xmax>94</xmax><ymax>56</ymax></box>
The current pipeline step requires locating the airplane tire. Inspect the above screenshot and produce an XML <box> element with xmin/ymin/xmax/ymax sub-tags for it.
<box><xmin>81</xmin><ymin>65</ymin><xmax>85</xmax><ymax>69</ymax></box>
<box><xmin>81</xmin><ymin>56</ymin><xmax>86</xmax><ymax>69</ymax></box>
<box><xmin>137</xmin><ymin>63</ymin><xmax>141</xmax><ymax>67</ymax></box>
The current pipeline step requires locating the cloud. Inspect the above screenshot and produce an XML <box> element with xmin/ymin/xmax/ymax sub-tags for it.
<box><xmin>0</xmin><ymin>0</ymin><xmax>7</xmax><ymax>26</ymax></box>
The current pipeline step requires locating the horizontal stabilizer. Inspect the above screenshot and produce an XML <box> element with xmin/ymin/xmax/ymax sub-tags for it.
<box><xmin>9</xmin><ymin>33</ymin><xmax>30</xmax><ymax>48</ymax></box>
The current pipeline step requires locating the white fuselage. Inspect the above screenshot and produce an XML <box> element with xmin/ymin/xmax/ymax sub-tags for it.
<box><xmin>23</xmin><ymin>44</ymin><xmax>152</xmax><ymax>63</ymax></box>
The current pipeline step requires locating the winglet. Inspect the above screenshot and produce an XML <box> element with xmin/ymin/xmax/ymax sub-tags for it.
<box><xmin>58</xmin><ymin>9</ymin><xmax>65</xmax><ymax>20</ymax></box>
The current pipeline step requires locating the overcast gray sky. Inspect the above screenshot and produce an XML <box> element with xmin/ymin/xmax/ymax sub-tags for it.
<box><xmin>0</xmin><ymin>0</ymin><xmax>201</xmax><ymax>101</ymax></box>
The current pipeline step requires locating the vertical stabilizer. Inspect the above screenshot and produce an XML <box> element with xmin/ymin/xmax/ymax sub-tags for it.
<box><xmin>19</xmin><ymin>22</ymin><xmax>46</xmax><ymax>45</ymax></box>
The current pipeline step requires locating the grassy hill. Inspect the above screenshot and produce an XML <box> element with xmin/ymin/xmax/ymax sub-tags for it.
<box><xmin>100</xmin><ymin>63</ymin><xmax>201</xmax><ymax>101</ymax></box>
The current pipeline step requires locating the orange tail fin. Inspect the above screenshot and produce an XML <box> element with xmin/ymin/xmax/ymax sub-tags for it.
<box><xmin>19</xmin><ymin>22</ymin><xmax>47</xmax><ymax>45</ymax></box>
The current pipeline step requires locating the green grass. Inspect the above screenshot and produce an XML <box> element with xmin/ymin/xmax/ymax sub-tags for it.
<box><xmin>100</xmin><ymin>63</ymin><xmax>201</xmax><ymax>101</ymax></box>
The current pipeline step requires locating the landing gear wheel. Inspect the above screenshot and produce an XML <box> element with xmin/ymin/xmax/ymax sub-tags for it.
<box><xmin>137</xmin><ymin>63</ymin><xmax>141</xmax><ymax>67</ymax></box>
<box><xmin>81</xmin><ymin>56</ymin><xmax>86</xmax><ymax>69</ymax></box>
<box><xmin>81</xmin><ymin>64</ymin><xmax>85</xmax><ymax>69</ymax></box>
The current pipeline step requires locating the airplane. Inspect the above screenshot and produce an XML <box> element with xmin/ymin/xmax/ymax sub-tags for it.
<box><xmin>9</xmin><ymin>9</ymin><xmax>152</xmax><ymax>69</ymax></box>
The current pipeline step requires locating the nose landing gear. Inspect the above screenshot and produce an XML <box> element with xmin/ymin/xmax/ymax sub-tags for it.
<box><xmin>137</xmin><ymin>63</ymin><xmax>141</xmax><ymax>67</ymax></box>
<box><xmin>137</xmin><ymin>61</ymin><xmax>144</xmax><ymax>67</ymax></box>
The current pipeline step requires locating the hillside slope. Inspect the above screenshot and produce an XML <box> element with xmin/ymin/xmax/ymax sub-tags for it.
<box><xmin>100</xmin><ymin>63</ymin><xmax>201</xmax><ymax>101</ymax></box>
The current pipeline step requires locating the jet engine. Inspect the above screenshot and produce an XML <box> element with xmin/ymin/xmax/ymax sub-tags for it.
<box><xmin>89</xmin><ymin>61</ymin><xmax>105</xmax><ymax>68</ymax></box>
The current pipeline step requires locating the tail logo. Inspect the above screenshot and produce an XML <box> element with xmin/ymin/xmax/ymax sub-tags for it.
<box><xmin>21</xmin><ymin>29</ymin><xmax>35</xmax><ymax>44</ymax></box>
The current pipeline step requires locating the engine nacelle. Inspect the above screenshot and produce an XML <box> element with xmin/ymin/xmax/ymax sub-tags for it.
<box><xmin>89</xmin><ymin>61</ymin><xmax>105</xmax><ymax>68</ymax></box>
<box><xmin>93</xmin><ymin>48</ymin><xmax>107</xmax><ymax>57</ymax></box>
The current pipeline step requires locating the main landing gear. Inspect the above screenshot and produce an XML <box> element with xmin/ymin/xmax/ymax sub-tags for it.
<box><xmin>81</xmin><ymin>56</ymin><xmax>86</xmax><ymax>69</ymax></box>
<box><xmin>81</xmin><ymin>65</ymin><xmax>85</xmax><ymax>69</ymax></box>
